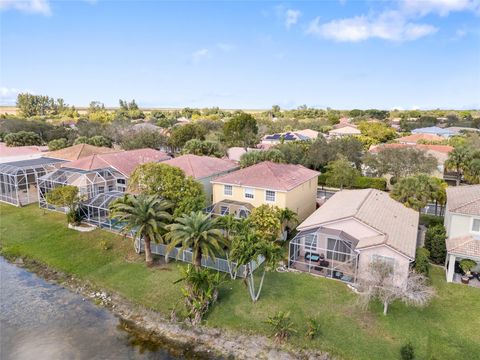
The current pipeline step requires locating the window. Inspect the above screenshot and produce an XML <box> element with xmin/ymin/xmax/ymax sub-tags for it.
<box><xmin>117</xmin><ymin>178</ymin><xmax>126</xmax><ymax>185</ymax></box>
<box><xmin>472</xmin><ymin>218</ymin><xmax>480</xmax><ymax>233</ymax></box>
<box><xmin>265</xmin><ymin>190</ymin><xmax>276</xmax><ymax>202</ymax></box>
<box><xmin>244</xmin><ymin>187</ymin><xmax>254</xmax><ymax>199</ymax></box>
<box><xmin>371</xmin><ymin>254</ymin><xmax>395</xmax><ymax>269</ymax></box>
<box><xmin>304</xmin><ymin>234</ymin><xmax>317</xmax><ymax>249</ymax></box>
<box><xmin>108</xmin><ymin>185</ymin><xmax>114</xmax><ymax>191</ymax></box>
<box><xmin>224</xmin><ymin>185</ymin><xmax>232</xmax><ymax>196</ymax></box>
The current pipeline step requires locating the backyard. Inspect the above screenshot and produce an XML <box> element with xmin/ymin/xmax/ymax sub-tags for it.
<box><xmin>0</xmin><ymin>204</ymin><xmax>479</xmax><ymax>360</ymax></box>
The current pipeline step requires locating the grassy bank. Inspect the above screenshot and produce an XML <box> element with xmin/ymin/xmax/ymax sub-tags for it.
<box><xmin>1</xmin><ymin>204</ymin><xmax>479</xmax><ymax>360</ymax></box>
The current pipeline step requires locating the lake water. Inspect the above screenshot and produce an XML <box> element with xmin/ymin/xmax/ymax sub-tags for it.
<box><xmin>0</xmin><ymin>257</ymin><xmax>183</xmax><ymax>360</ymax></box>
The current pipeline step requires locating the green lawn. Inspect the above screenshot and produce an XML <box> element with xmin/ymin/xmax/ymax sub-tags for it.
<box><xmin>1</xmin><ymin>204</ymin><xmax>479</xmax><ymax>360</ymax></box>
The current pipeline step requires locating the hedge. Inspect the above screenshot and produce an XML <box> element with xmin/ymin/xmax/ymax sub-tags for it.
<box><xmin>420</xmin><ymin>214</ymin><xmax>444</xmax><ymax>227</ymax></box>
<box><xmin>318</xmin><ymin>174</ymin><xmax>386</xmax><ymax>191</ymax></box>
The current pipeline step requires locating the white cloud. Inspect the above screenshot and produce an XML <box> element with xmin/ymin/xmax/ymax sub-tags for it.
<box><xmin>307</xmin><ymin>11</ymin><xmax>438</xmax><ymax>42</ymax></box>
<box><xmin>0</xmin><ymin>0</ymin><xmax>51</xmax><ymax>16</ymax></box>
<box><xmin>401</xmin><ymin>0</ymin><xmax>480</xmax><ymax>17</ymax></box>
<box><xmin>191</xmin><ymin>48</ymin><xmax>210</xmax><ymax>64</ymax></box>
<box><xmin>285</xmin><ymin>9</ymin><xmax>301</xmax><ymax>29</ymax></box>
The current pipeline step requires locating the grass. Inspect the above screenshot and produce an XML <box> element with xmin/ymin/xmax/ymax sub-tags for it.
<box><xmin>1</xmin><ymin>204</ymin><xmax>479</xmax><ymax>360</ymax></box>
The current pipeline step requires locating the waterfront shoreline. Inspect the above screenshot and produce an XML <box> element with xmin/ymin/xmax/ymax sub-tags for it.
<box><xmin>1</xmin><ymin>253</ymin><xmax>331</xmax><ymax>360</ymax></box>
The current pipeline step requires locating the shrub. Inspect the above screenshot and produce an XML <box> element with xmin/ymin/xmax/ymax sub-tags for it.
<box><xmin>48</xmin><ymin>138</ymin><xmax>69</xmax><ymax>151</ymax></box>
<box><xmin>265</xmin><ymin>311</ymin><xmax>296</xmax><ymax>343</ymax></box>
<box><xmin>99</xmin><ymin>240</ymin><xmax>112</xmax><ymax>251</ymax></box>
<box><xmin>459</xmin><ymin>259</ymin><xmax>477</xmax><ymax>274</ymax></box>
<box><xmin>414</xmin><ymin>247</ymin><xmax>430</xmax><ymax>276</ymax></box>
<box><xmin>4</xmin><ymin>131</ymin><xmax>42</xmax><ymax>146</ymax></box>
<box><xmin>353</xmin><ymin>176</ymin><xmax>387</xmax><ymax>190</ymax></box>
<box><xmin>305</xmin><ymin>318</ymin><xmax>321</xmax><ymax>340</ymax></box>
<box><xmin>424</xmin><ymin>225</ymin><xmax>447</xmax><ymax>265</ymax></box>
<box><xmin>400</xmin><ymin>342</ymin><xmax>415</xmax><ymax>360</ymax></box>
<box><xmin>420</xmin><ymin>214</ymin><xmax>444</xmax><ymax>228</ymax></box>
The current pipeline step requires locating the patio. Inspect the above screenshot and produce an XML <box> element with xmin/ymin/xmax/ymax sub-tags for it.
<box><xmin>452</xmin><ymin>273</ymin><xmax>480</xmax><ymax>288</ymax></box>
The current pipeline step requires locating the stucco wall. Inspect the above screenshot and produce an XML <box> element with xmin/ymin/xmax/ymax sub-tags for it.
<box><xmin>445</xmin><ymin>211</ymin><xmax>473</xmax><ymax>239</ymax></box>
<box><xmin>357</xmin><ymin>246</ymin><xmax>411</xmax><ymax>287</ymax></box>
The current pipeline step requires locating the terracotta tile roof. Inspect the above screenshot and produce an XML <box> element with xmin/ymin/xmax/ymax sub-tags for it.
<box><xmin>298</xmin><ymin>189</ymin><xmax>419</xmax><ymax>259</ymax></box>
<box><xmin>369</xmin><ymin>143</ymin><xmax>453</xmax><ymax>155</ymax></box>
<box><xmin>447</xmin><ymin>235</ymin><xmax>480</xmax><ymax>258</ymax></box>
<box><xmin>61</xmin><ymin>148</ymin><xmax>171</xmax><ymax>177</ymax></box>
<box><xmin>163</xmin><ymin>155</ymin><xmax>238</xmax><ymax>179</ymax></box>
<box><xmin>211</xmin><ymin>161</ymin><xmax>319</xmax><ymax>191</ymax></box>
<box><xmin>0</xmin><ymin>142</ymin><xmax>48</xmax><ymax>158</ymax></box>
<box><xmin>328</xmin><ymin>126</ymin><xmax>361</xmax><ymax>135</ymax></box>
<box><xmin>226</xmin><ymin>147</ymin><xmax>261</xmax><ymax>162</ymax></box>
<box><xmin>446</xmin><ymin>185</ymin><xmax>480</xmax><ymax>216</ymax></box>
<box><xmin>47</xmin><ymin>144</ymin><xmax>119</xmax><ymax>161</ymax></box>
<box><xmin>396</xmin><ymin>133</ymin><xmax>444</xmax><ymax>144</ymax></box>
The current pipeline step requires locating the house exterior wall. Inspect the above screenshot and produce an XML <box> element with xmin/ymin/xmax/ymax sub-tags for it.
<box><xmin>444</xmin><ymin>209</ymin><xmax>474</xmax><ymax>238</ymax></box>
<box><xmin>199</xmin><ymin>168</ymin><xmax>239</xmax><ymax>205</ymax></box>
<box><xmin>212</xmin><ymin>177</ymin><xmax>317</xmax><ymax>222</ymax></box>
<box><xmin>357</xmin><ymin>246</ymin><xmax>411</xmax><ymax>287</ymax></box>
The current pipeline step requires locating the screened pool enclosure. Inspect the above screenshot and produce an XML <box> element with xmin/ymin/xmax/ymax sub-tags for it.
<box><xmin>38</xmin><ymin>167</ymin><xmax>127</xmax><ymax>211</ymax></box>
<box><xmin>288</xmin><ymin>228</ymin><xmax>359</xmax><ymax>283</ymax></box>
<box><xmin>0</xmin><ymin>157</ymin><xmax>65</xmax><ymax>206</ymax></box>
<box><xmin>80</xmin><ymin>191</ymin><xmax>125</xmax><ymax>230</ymax></box>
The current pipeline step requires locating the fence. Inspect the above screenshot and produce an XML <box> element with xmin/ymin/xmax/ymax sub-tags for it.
<box><xmin>135</xmin><ymin>239</ymin><xmax>264</xmax><ymax>278</ymax></box>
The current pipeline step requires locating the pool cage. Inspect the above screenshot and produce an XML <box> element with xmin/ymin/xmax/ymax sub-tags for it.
<box><xmin>38</xmin><ymin>167</ymin><xmax>127</xmax><ymax>211</ymax></box>
<box><xmin>0</xmin><ymin>157</ymin><xmax>65</xmax><ymax>206</ymax></box>
<box><xmin>288</xmin><ymin>228</ymin><xmax>359</xmax><ymax>283</ymax></box>
<box><xmin>80</xmin><ymin>191</ymin><xmax>125</xmax><ymax>230</ymax></box>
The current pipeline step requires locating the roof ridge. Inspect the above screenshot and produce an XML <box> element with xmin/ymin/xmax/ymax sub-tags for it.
<box><xmin>356</xmin><ymin>188</ymin><xmax>375</xmax><ymax>213</ymax></box>
<box><xmin>77</xmin><ymin>143</ymin><xmax>86</xmax><ymax>159</ymax></box>
<box><xmin>451</xmin><ymin>196</ymin><xmax>480</xmax><ymax>212</ymax></box>
<box><xmin>449</xmin><ymin>235</ymin><xmax>475</xmax><ymax>252</ymax></box>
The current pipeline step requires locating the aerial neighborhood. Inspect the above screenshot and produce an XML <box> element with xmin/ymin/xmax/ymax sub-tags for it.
<box><xmin>1</xmin><ymin>98</ymin><xmax>479</xmax><ymax>359</ymax></box>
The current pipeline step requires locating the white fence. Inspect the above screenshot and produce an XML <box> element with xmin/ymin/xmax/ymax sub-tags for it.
<box><xmin>136</xmin><ymin>239</ymin><xmax>264</xmax><ymax>278</ymax></box>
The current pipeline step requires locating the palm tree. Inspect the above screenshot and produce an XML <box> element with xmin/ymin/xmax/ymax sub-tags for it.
<box><xmin>166</xmin><ymin>211</ymin><xmax>226</xmax><ymax>269</ymax></box>
<box><xmin>391</xmin><ymin>174</ymin><xmax>443</xmax><ymax>212</ymax></box>
<box><xmin>445</xmin><ymin>146</ymin><xmax>472</xmax><ymax>186</ymax></box>
<box><xmin>278</xmin><ymin>208</ymin><xmax>298</xmax><ymax>239</ymax></box>
<box><xmin>110</xmin><ymin>194</ymin><xmax>172</xmax><ymax>265</ymax></box>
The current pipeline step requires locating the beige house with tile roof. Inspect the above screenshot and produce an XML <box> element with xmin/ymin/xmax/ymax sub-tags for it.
<box><xmin>46</xmin><ymin>143</ymin><xmax>118</xmax><ymax>161</ymax></box>
<box><xmin>289</xmin><ymin>189</ymin><xmax>419</xmax><ymax>286</ymax></box>
<box><xmin>210</xmin><ymin>161</ymin><xmax>319</xmax><ymax>221</ymax></box>
<box><xmin>444</xmin><ymin>185</ymin><xmax>480</xmax><ymax>283</ymax></box>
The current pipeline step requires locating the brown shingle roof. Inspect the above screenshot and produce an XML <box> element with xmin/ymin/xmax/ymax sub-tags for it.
<box><xmin>163</xmin><ymin>155</ymin><xmax>238</xmax><ymax>179</ymax></box>
<box><xmin>61</xmin><ymin>148</ymin><xmax>171</xmax><ymax>177</ymax></box>
<box><xmin>211</xmin><ymin>161</ymin><xmax>319</xmax><ymax>191</ymax></box>
<box><xmin>447</xmin><ymin>235</ymin><xmax>480</xmax><ymax>258</ymax></box>
<box><xmin>47</xmin><ymin>144</ymin><xmax>119</xmax><ymax>161</ymax></box>
<box><xmin>446</xmin><ymin>185</ymin><xmax>480</xmax><ymax>216</ymax></box>
<box><xmin>298</xmin><ymin>189</ymin><xmax>419</xmax><ymax>259</ymax></box>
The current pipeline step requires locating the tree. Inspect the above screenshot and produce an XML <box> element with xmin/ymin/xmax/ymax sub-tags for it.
<box><xmin>391</xmin><ymin>174</ymin><xmax>445</xmax><ymax>212</ymax></box>
<box><xmin>278</xmin><ymin>208</ymin><xmax>298</xmax><ymax>237</ymax></box>
<box><xmin>128</xmin><ymin>163</ymin><xmax>206</xmax><ymax>217</ymax></box>
<box><xmin>363</xmin><ymin>147</ymin><xmax>438</xmax><ymax>180</ymax></box>
<box><xmin>109</xmin><ymin>194</ymin><xmax>172</xmax><ymax>265</ymax></box>
<box><xmin>357</xmin><ymin>121</ymin><xmax>397</xmax><ymax>143</ymax></box>
<box><xmin>249</xmin><ymin>204</ymin><xmax>282</xmax><ymax>242</ymax></box>
<box><xmin>4</xmin><ymin>131</ymin><xmax>42</xmax><ymax>146</ymax></box>
<box><xmin>305</xmin><ymin>137</ymin><xmax>364</xmax><ymax>171</ymax></box>
<box><xmin>182</xmin><ymin>139</ymin><xmax>223</xmax><ymax>157</ymax></box>
<box><xmin>229</xmin><ymin>230</ymin><xmax>284</xmax><ymax>302</ymax></box>
<box><xmin>166</xmin><ymin>211</ymin><xmax>226</xmax><ymax>269</ymax></box>
<box><xmin>274</xmin><ymin>141</ymin><xmax>309</xmax><ymax>165</ymax></box>
<box><xmin>223</xmin><ymin>112</ymin><xmax>259</xmax><ymax>150</ymax></box>
<box><xmin>324</xmin><ymin>155</ymin><xmax>360</xmax><ymax>189</ymax></box>
<box><xmin>239</xmin><ymin>149</ymin><xmax>285</xmax><ymax>168</ymax></box>
<box><xmin>45</xmin><ymin>185</ymin><xmax>81</xmax><ymax>224</ymax></box>
<box><xmin>445</xmin><ymin>146</ymin><xmax>472</xmax><ymax>186</ymax></box>
<box><xmin>358</xmin><ymin>260</ymin><xmax>435</xmax><ymax>316</ymax></box>
<box><xmin>48</xmin><ymin>138</ymin><xmax>69</xmax><ymax>151</ymax></box>
<box><xmin>414</xmin><ymin>248</ymin><xmax>430</xmax><ymax>276</ymax></box>
<box><xmin>424</xmin><ymin>224</ymin><xmax>446</xmax><ymax>264</ymax></box>
<box><xmin>73</xmin><ymin>135</ymin><xmax>112</xmax><ymax>147</ymax></box>
<box><xmin>168</xmin><ymin>123</ymin><xmax>207</xmax><ymax>150</ymax></box>
<box><xmin>120</xmin><ymin>129</ymin><xmax>168</xmax><ymax>150</ymax></box>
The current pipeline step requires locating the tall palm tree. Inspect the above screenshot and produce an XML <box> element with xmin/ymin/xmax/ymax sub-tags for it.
<box><xmin>166</xmin><ymin>211</ymin><xmax>226</xmax><ymax>269</ymax></box>
<box><xmin>391</xmin><ymin>174</ymin><xmax>442</xmax><ymax>212</ymax></box>
<box><xmin>445</xmin><ymin>146</ymin><xmax>472</xmax><ymax>186</ymax></box>
<box><xmin>110</xmin><ymin>194</ymin><xmax>172</xmax><ymax>265</ymax></box>
<box><xmin>278</xmin><ymin>208</ymin><xmax>298</xmax><ymax>239</ymax></box>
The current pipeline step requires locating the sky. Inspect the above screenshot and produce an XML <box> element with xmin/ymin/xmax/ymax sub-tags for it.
<box><xmin>1</xmin><ymin>0</ymin><xmax>480</xmax><ymax>110</ymax></box>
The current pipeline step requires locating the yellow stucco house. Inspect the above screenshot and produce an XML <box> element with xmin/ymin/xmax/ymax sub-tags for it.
<box><xmin>209</xmin><ymin>161</ymin><xmax>319</xmax><ymax>221</ymax></box>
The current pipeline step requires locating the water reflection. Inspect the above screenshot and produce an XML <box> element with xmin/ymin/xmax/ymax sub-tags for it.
<box><xmin>0</xmin><ymin>257</ymin><xmax>180</xmax><ymax>360</ymax></box>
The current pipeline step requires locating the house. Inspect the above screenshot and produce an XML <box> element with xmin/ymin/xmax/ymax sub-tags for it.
<box><xmin>210</xmin><ymin>161</ymin><xmax>319</xmax><ymax>221</ymax></box>
<box><xmin>288</xmin><ymin>189</ymin><xmax>419</xmax><ymax>286</ymax></box>
<box><xmin>46</xmin><ymin>143</ymin><xmax>119</xmax><ymax>161</ymax></box>
<box><xmin>261</xmin><ymin>129</ymin><xmax>319</xmax><ymax>145</ymax></box>
<box><xmin>163</xmin><ymin>154</ymin><xmax>239</xmax><ymax>204</ymax></box>
<box><xmin>0</xmin><ymin>142</ymin><xmax>48</xmax><ymax>163</ymax></box>
<box><xmin>396</xmin><ymin>133</ymin><xmax>444</xmax><ymax>145</ymax></box>
<box><xmin>444</xmin><ymin>185</ymin><xmax>480</xmax><ymax>285</ymax></box>
<box><xmin>38</xmin><ymin>149</ymin><xmax>171</xmax><ymax>216</ymax></box>
<box><xmin>226</xmin><ymin>147</ymin><xmax>262</xmax><ymax>162</ymax></box>
<box><xmin>328</xmin><ymin>125</ymin><xmax>361</xmax><ymax>138</ymax></box>
<box><xmin>444</xmin><ymin>127</ymin><xmax>480</xmax><ymax>136</ymax></box>
<box><xmin>411</xmin><ymin>126</ymin><xmax>454</xmax><ymax>138</ymax></box>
